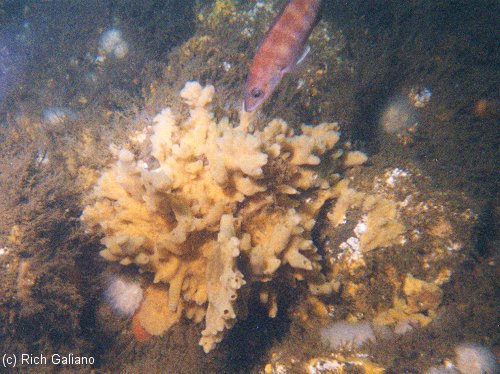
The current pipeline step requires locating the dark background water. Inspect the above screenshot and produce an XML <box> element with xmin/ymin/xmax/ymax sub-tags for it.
<box><xmin>323</xmin><ymin>0</ymin><xmax>499</xmax><ymax>199</ymax></box>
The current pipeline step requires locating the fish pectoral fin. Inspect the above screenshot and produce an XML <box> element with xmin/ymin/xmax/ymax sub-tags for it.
<box><xmin>279</xmin><ymin>63</ymin><xmax>292</xmax><ymax>74</ymax></box>
<box><xmin>280</xmin><ymin>45</ymin><xmax>311</xmax><ymax>74</ymax></box>
<box><xmin>295</xmin><ymin>45</ymin><xmax>311</xmax><ymax>66</ymax></box>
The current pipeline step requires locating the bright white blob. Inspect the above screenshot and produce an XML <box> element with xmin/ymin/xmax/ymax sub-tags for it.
<box><xmin>320</xmin><ymin>321</ymin><xmax>375</xmax><ymax>350</ymax></box>
<box><xmin>42</xmin><ymin>107</ymin><xmax>76</xmax><ymax>126</ymax></box>
<box><xmin>104</xmin><ymin>276</ymin><xmax>143</xmax><ymax>317</ymax></box>
<box><xmin>380</xmin><ymin>96</ymin><xmax>417</xmax><ymax>135</ymax></box>
<box><xmin>454</xmin><ymin>343</ymin><xmax>498</xmax><ymax>374</ymax></box>
<box><xmin>98</xmin><ymin>28</ymin><xmax>129</xmax><ymax>59</ymax></box>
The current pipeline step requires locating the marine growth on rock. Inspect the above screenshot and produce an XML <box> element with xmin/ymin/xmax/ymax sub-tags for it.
<box><xmin>82</xmin><ymin>81</ymin><xmax>366</xmax><ymax>352</ymax></box>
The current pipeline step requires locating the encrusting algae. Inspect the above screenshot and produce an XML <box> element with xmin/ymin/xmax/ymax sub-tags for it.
<box><xmin>81</xmin><ymin>81</ymin><xmax>367</xmax><ymax>353</ymax></box>
<box><xmin>373</xmin><ymin>273</ymin><xmax>443</xmax><ymax>328</ymax></box>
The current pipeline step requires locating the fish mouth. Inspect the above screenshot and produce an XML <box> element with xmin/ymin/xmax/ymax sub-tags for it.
<box><xmin>244</xmin><ymin>99</ymin><xmax>260</xmax><ymax>112</ymax></box>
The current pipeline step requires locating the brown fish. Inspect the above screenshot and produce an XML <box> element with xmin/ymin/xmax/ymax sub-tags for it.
<box><xmin>244</xmin><ymin>0</ymin><xmax>322</xmax><ymax>112</ymax></box>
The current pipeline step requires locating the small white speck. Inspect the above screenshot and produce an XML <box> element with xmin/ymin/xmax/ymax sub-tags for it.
<box><xmin>95</xmin><ymin>55</ymin><xmax>106</xmax><ymax>64</ymax></box>
<box><xmin>444</xmin><ymin>360</ymin><xmax>456</xmax><ymax>369</ymax></box>
<box><xmin>241</xmin><ymin>27</ymin><xmax>253</xmax><ymax>37</ymax></box>
<box><xmin>385</xmin><ymin>168</ymin><xmax>408</xmax><ymax>187</ymax></box>
<box><xmin>410</xmin><ymin>87</ymin><xmax>432</xmax><ymax>108</ymax></box>
<box><xmin>345</xmin><ymin>236</ymin><xmax>359</xmax><ymax>249</ymax></box>
<box><xmin>36</xmin><ymin>150</ymin><xmax>49</xmax><ymax>164</ymax></box>
<box><xmin>446</xmin><ymin>241</ymin><xmax>462</xmax><ymax>252</ymax></box>
<box><xmin>308</xmin><ymin>360</ymin><xmax>343</xmax><ymax>374</ymax></box>
<box><xmin>338</xmin><ymin>236</ymin><xmax>362</xmax><ymax>263</ymax></box>
<box><xmin>274</xmin><ymin>364</ymin><xmax>288</xmax><ymax>374</ymax></box>
<box><xmin>353</xmin><ymin>219</ymin><xmax>367</xmax><ymax>236</ymax></box>
<box><xmin>129</xmin><ymin>130</ymin><xmax>147</xmax><ymax>144</ymax></box>
<box><xmin>401</xmin><ymin>195</ymin><xmax>412</xmax><ymax>207</ymax></box>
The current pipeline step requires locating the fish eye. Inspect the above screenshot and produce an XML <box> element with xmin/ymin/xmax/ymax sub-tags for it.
<box><xmin>251</xmin><ymin>88</ymin><xmax>264</xmax><ymax>99</ymax></box>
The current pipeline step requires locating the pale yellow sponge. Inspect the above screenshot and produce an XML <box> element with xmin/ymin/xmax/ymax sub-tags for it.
<box><xmin>82</xmin><ymin>82</ymin><xmax>352</xmax><ymax>352</ymax></box>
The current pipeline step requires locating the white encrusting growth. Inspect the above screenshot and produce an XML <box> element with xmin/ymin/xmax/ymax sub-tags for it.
<box><xmin>454</xmin><ymin>343</ymin><xmax>498</xmax><ymax>374</ymax></box>
<box><xmin>98</xmin><ymin>28</ymin><xmax>129</xmax><ymax>59</ymax></box>
<box><xmin>105</xmin><ymin>276</ymin><xmax>143</xmax><ymax>317</ymax></box>
<box><xmin>320</xmin><ymin>321</ymin><xmax>375</xmax><ymax>350</ymax></box>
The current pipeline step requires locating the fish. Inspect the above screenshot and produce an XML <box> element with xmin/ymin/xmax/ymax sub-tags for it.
<box><xmin>244</xmin><ymin>0</ymin><xmax>322</xmax><ymax>112</ymax></box>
